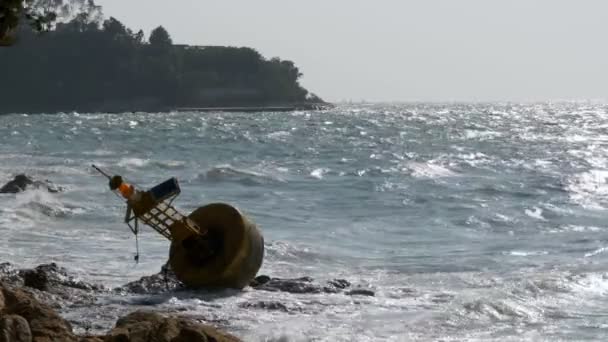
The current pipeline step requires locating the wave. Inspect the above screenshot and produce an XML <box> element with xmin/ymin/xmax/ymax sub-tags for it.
<box><xmin>116</xmin><ymin>158</ymin><xmax>186</xmax><ymax>170</ymax></box>
<box><xmin>566</xmin><ymin>169</ymin><xmax>608</xmax><ymax>209</ymax></box>
<box><xmin>309</xmin><ymin>168</ymin><xmax>329</xmax><ymax>180</ymax></box>
<box><xmin>1</xmin><ymin>189</ymin><xmax>86</xmax><ymax>221</ymax></box>
<box><xmin>117</xmin><ymin>157</ymin><xmax>150</xmax><ymax>169</ymax></box>
<box><xmin>198</xmin><ymin>165</ymin><xmax>285</xmax><ymax>186</ymax></box>
<box><xmin>405</xmin><ymin>162</ymin><xmax>455</xmax><ymax>179</ymax></box>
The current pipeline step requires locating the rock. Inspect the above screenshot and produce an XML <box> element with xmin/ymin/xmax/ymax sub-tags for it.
<box><xmin>79</xmin><ymin>337</ymin><xmax>103</xmax><ymax>342</ymax></box>
<box><xmin>323</xmin><ymin>279</ymin><xmax>352</xmax><ymax>293</ymax></box>
<box><xmin>251</xmin><ymin>276</ymin><xmax>353</xmax><ymax>294</ymax></box>
<box><xmin>249</xmin><ymin>275</ymin><xmax>270</xmax><ymax>287</ymax></box>
<box><xmin>346</xmin><ymin>289</ymin><xmax>375</xmax><ymax>297</ymax></box>
<box><xmin>105</xmin><ymin>311</ymin><xmax>241</xmax><ymax>342</ymax></box>
<box><xmin>327</xmin><ymin>279</ymin><xmax>350</xmax><ymax>290</ymax></box>
<box><xmin>0</xmin><ymin>263</ymin><xmax>103</xmax><ymax>326</ymax></box>
<box><xmin>0</xmin><ymin>279</ymin><xmax>241</xmax><ymax>342</ymax></box>
<box><xmin>251</xmin><ymin>276</ymin><xmax>322</xmax><ymax>294</ymax></box>
<box><xmin>0</xmin><ymin>282</ymin><xmax>78</xmax><ymax>341</ymax></box>
<box><xmin>238</xmin><ymin>301</ymin><xmax>291</xmax><ymax>313</ymax></box>
<box><xmin>116</xmin><ymin>264</ymin><xmax>183</xmax><ymax>294</ymax></box>
<box><xmin>19</xmin><ymin>263</ymin><xmax>104</xmax><ymax>293</ymax></box>
<box><xmin>22</xmin><ymin>269</ymin><xmax>50</xmax><ymax>292</ymax></box>
<box><xmin>0</xmin><ymin>263</ymin><xmax>22</xmax><ymax>287</ymax></box>
<box><xmin>0</xmin><ymin>315</ymin><xmax>32</xmax><ymax>342</ymax></box>
<box><xmin>0</xmin><ymin>174</ymin><xmax>62</xmax><ymax>194</ymax></box>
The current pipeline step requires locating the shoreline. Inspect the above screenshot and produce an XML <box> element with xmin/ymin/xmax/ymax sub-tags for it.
<box><xmin>0</xmin><ymin>102</ymin><xmax>334</xmax><ymax>116</ymax></box>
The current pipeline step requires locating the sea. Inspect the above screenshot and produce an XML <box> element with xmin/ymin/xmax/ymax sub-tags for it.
<box><xmin>1</xmin><ymin>103</ymin><xmax>608</xmax><ymax>341</ymax></box>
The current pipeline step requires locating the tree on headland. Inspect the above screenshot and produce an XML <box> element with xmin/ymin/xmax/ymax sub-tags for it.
<box><xmin>0</xmin><ymin>1</ymin><xmax>325</xmax><ymax>113</ymax></box>
<box><xmin>0</xmin><ymin>0</ymin><xmax>102</xmax><ymax>45</ymax></box>
<box><xmin>149</xmin><ymin>26</ymin><xmax>172</xmax><ymax>48</ymax></box>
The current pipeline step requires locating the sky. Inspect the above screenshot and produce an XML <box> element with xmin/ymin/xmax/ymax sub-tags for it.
<box><xmin>96</xmin><ymin>0</ymin><xmax>608</xmax><ymax>103</ymax></box>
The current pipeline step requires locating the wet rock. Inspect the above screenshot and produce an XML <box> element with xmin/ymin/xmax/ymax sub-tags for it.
<box><xmin>239</xmin><ymin>301</ymin><xmax>292</xmax><ymax>313</ymax></box>
<box><xmin>249</xmin><ymin>275</ymin><xmax>271</xmax><ymax>287</ymax></box>
<box><xmin>0</xmin><ymin>282</ymin><xmax>78</xmax><ymax>341</ymax></box>
<box><xmin>105</xmin><ymin>311</ymin><xmax>240</xmax><ymax>342</ymax></box>
<box><xmin>116</xmin><ymin>264</ymin><xmax>184</xmax><ymax>294</ymax></box>
<box><xmin>327</xmin><ymin>279</ymin><xmax>350</xmax><ymax>290</ymax></box>
<box><xmin>251</xmin><ymin>275</ymin><xmax>354</xmax><ymax>294</ymax></box>
<box><xmin>22</xmin><ymin>269</ymin><xmax>50</xmax><ymax>292</ymax></box>
<box><xmin>0</xmin><ymin>279</ymin><xmax>241</xmax><ymax>342</ymax></box>
<box><xmin>346</xmin><ymin>289</ymin><xmax>375</xmax><ymax>297</ymax></box>
<box><xmin>0</xmin><ymin>263</ymin><xmax>23</xmax><ymax>287</ymax></box>
<box><xmin>19</xmin><ymin>263</ymin><xmax>103</xmax><ymax>293</ymax></box>
<box><xmin>251</xmin><ymin>276</ymin><xmax>323</xmax><ymax>294</ymax></box>
<box><xmin>323</xmin><ymin>279</ymin><xmax>351</xmax><ymax>293</ymax></box>
<box><xmin>0</xmin><ymin>174</ymin><xmax>62</xmax><ymax>194</ymax></box>
<box><xmin>0</xmin><ymin>262</ymin><xmax>104</xmax><ymax>315</ymax></box>
<box><xmin>0</xmin><ymin>315</ymin><xmax>32</xmax><ymax>342</ymax></box>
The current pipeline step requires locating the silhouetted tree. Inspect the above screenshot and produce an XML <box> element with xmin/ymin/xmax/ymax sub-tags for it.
<box><xmin>0</xmin><ymin>6</ymin><xmax>323</xmax><ymax>113</ymax></box>
<box><xmin>149</xmin><ymin>26</ymin><xmax>171</xmax><ymax>48</ymax></box>
<box><xmin>0</xmin><ymin>0</ymin><xmax>102</xmax><ymax>45</ymax></box>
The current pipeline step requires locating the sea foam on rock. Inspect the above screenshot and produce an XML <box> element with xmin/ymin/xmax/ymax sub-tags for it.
<box><xmin>0</xmin><ymin>174</ymin><xmax>63</xmax><ymax>194</ymax></box>
<box><xmin>0</xmin><ymin>282</ymin><xmax>241</xmax><ymax>342</ymax></box>
<box><xmin>0</xmin><ymin>261</ymin><xmax>373</xmax><ymax>341</ymax></box>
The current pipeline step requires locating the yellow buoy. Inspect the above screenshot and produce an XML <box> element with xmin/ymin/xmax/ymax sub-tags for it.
<box><xmin>93</xmin><ymin>165</ymin><xmax>264</xmax><ymax>289</ymax></box>
<box><xmin>169</xmin><ymin>203</ymin><xmax>264</xmax><ymax>289</ymax></box>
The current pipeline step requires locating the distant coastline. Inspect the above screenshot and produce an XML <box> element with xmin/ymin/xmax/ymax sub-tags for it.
<box><xmin>0</xmin><ymin>8</ymin><xmax>326</xmax><ymax>115</ymax></box>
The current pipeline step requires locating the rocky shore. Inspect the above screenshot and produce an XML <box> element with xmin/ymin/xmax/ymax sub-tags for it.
<box><xmin>0</xmin><ymin>262</ymin><xmax>374</xmax><ymax>341</ymax></box>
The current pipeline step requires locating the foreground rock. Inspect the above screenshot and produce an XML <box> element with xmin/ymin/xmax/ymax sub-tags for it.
<box><xmin>0</xmin><ymin>281</ymin><xmax>78</xmax><ymax>341</ymax></box>
<box><xmin>105</xmin><ymin>311</ymin><xmax>240</xmax><ymax>342</ymax></box>
<box><xmin>0</xmin><ymin>174</ymin><xmax>62</xmax><ymax>194</ymax></box>
<box><xmin>0</xmin><ymin>281</ymin><xmax>241</xmax><ymax>342</ymax></box>
<box><xmin>0</xmin><ymin>262</ymin><xmax>103</xmax><ymax>311</ymax></box>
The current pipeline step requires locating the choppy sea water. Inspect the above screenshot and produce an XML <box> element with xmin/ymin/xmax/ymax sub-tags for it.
<box><xmin>1</xmin><ymin>103</ymin><xmax>608</xmax><ymax>341</ymax></box>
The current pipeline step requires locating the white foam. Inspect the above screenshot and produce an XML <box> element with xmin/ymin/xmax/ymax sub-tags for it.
<box><xmin>117</xmin><ymin>157</ymin><xmax>150</xmax><ymax>168</ymax></box>
<box><xmin>567</xmin><ymin>169</ymin><xmax>608</xmax><ymax>209</ymax></box>
<box><xmin>406</xmin><ymin>162</ymin><xmax>455</xmax><ymax>179</ymax></box>
<box><xmin>310</xmin><ymin>168</ymin><xmax>328</xmax><ymax>180</ymax></box>
<box><xmin>585</xmin><ymin>247</ymin><xmax>608</xmax><ymax>258</ymax></box>
<box><xmin>266</xmin><ymin>131</ymin><xmax>291</xmax><ymax>140</ymax></box>
<box><xmin>524</xmin><ymin>207</ymin><xmax>546</xmax><ymax>221</ymax></box>
<box><xmin>507</xmin><ymin>251</ymin><xmax>549</xmax><ymax>257</ymax></box>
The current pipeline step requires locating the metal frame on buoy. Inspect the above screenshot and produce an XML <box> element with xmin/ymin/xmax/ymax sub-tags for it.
<box><xmin>92</xmin><ymin>165</ymin><xmax>205</xmax><ymax>243</ymax></box>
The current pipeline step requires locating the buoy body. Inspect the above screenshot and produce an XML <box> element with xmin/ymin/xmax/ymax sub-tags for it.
<box><xmin>168</xmin><ymin>203</ymin><xmax>264</xmax><ymax>289</ymax></box>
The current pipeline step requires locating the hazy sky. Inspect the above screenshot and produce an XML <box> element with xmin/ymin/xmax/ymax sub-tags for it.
<box><xmin>97</xmin><ymin>0</ymin><xmax>608</xmax><ymax>102</ymax></box>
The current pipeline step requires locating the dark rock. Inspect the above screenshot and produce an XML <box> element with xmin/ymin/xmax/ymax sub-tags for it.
<box><xmin>251</xmin><ymin>276</ymin><xmax>323</xmax><ymax>294</ymax></box>
<box><xmin>105</xmin><ymin>311</ymin><xmax>240</xmax><ymax>342</ymax></box>
<box><xmin>251</xmin><ymin>276</ymin><xmax>354</xmax><ymax>295</ymax></box>
<box><xmin>22</xmin><ymin>269</ymin><xmax>50</xmax><ymax>292</ymax></box>
<box><xmin>0</xmin><ymin>174</ymin><xmax>62</xmax><ymax>194</ymax></box>
<box><xmin>0</xmin><ymin>314</ymin><xmax>32</xmax><ymax>342</ymax></box>
<box><xmin>116</xmin><ymin>264</ymin><xmax>183</xmax><ymax>294</ymax></box>
<box><xmin>249</xmin><ymin>275</ymin><xmax>271</xmax><ymax>287</ymax></box>
<box><xmin>0</xmin><ymin>262</ymin><xmax>104</xmax><ymax>315</ymax></box>
<box><xmin>19</xmin><ymin>263</ymin><xmax>103</xmax><ymax>293</ymax></box>
<box><xmin>327</xmin><ymin>279</ymin><xmax>350</xmax><ymax>290</ymax></box>
<box><xmin>238</xmin><ymin>301</ymin><xmax>292</xmax><ymax>313</ymax></box>
<box><xmin>346</xmin><ymin>289</ymin><xmax>375</xmax><ymax>297</ymax></box>
<box><xmin>323</xmin><ymin>279</ymin><xmax>352</xmax><ymax>293</ymax></box>
<box><xmin>0</xmin><ymin>263</ymin><xmax>23</xmax><ymax>287</ymax></box>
